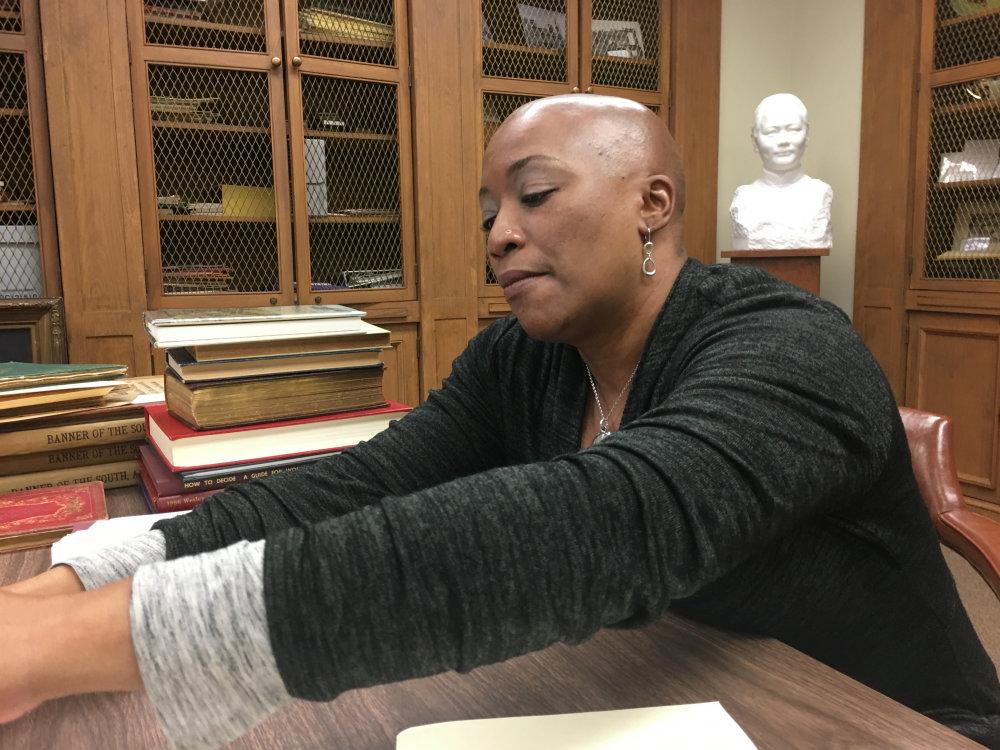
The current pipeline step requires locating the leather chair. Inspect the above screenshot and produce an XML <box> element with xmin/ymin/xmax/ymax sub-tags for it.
<box><xmin>900</xmin><ymin>406</ymin><xmax>1000</xmax><ymax>600</ymax></box>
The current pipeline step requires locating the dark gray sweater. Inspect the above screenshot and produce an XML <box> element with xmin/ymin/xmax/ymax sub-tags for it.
<box><xmin>155</xmin><ymin>259</ymin><xmax>1000</xmax><ymax>746</ymax></box>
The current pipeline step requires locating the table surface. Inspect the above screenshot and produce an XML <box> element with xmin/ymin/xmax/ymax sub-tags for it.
<box><xmin>0</xmin><ymin>489</ymin><xmax>981</xmax><ymax>750</ymax></box>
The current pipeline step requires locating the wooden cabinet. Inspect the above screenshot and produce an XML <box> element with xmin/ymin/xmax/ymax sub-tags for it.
<box><xmin>854</xmin><ymin>0</ymin><xmax>1000</xmax><ymax>514</ymax></box>
<box><xmin>39</xmin><ymin>0</ymin><xmax>719</xmax><ymax>405</ymax></box>
<box><xmin>0</xmin><ymin>0</ymin><xmax>58</xmax><ymax>303</ymax></box>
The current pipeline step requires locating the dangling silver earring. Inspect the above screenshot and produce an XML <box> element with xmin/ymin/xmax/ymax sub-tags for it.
<box><xmin>642</xmin><ymin>227</ymin><xmax>656</xmax><ymax>276</ymax></box>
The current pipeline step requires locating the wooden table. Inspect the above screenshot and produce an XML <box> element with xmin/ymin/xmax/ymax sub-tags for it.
<box><xmin>0</xmin><ymin>489</ymin><xmax>979</xmax><ymax>749</ymax></box>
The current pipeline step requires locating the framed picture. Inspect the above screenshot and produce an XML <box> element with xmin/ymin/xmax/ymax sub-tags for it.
<box><xmin>951</xmin><ymin>201</ymin><xmax>1000</xmax><ymax>256</ymax></box>
<box><xmin>0</xmin><ymin>298</ymin><xmax>68</xmax><ymax>363</ymax></box>
<box><xmin>591</xmin><ymin>18</ymin><xmax>646</xmax><ymax>59</ymax></box>
<box><xmin>516</xmin><ymin>3</ymin><xmax>566</xmax><ymax>50</ymax></box>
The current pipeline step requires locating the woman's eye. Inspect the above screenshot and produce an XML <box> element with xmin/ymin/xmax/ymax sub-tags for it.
<box><xmin>481</xmin><ymin>216</ymin><xmax>496</xmax><ymax>232</ymax></box>
<box><xmin>522</xmin><ymin>188</ymin><xmax>556</xmax><ymax>206</ymax></box>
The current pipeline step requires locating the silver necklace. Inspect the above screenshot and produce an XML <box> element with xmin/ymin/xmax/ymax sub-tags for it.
<box><xmin>584</xmin><ymin>361</ymin><xmax>640</xmax><ymax>445</ymax></box>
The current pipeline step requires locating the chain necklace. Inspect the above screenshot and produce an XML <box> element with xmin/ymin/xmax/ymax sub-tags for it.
<box><xmin>584</xmin><ymin>361</ymin><xmax>640</xmax><ymax>445</ymax></box>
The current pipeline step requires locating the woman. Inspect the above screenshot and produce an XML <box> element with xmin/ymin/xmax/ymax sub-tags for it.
<box><xmin>3</xmin><ymin>95</ymin><xmax>999</xmax><ymax>749</ymax></box>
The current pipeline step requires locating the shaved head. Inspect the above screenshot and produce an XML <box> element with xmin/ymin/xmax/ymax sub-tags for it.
<box><xmin>488</xmin><ymin>94</ymin><xmax>686</xmax><ymax>221</ymax></box>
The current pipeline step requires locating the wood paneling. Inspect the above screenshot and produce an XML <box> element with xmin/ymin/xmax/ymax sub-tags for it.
<box><xmin>39</xmin><ymin>0</ymin><xmax>150</xmax><ymax>373</ymax></box>
<box><xmin>852</xmin><ymin>0</ymin><xmax>921</xmax><ymax>399</ymax></box>
<box><xmin>907</xmin><ymin>312</ymin><xmax>1000</xmax><ymax>502</ymax></box>
<box><xmin>379</xmin><ymin>322</ymin><xmax>419</xmax><ymax>408</ymax></box>
<box><xmin>670</xmin><ymin>0</ymin><xmax>721</xmax><ymax>266</ymax></box>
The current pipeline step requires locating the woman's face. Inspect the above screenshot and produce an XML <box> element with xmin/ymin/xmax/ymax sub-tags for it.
<box><xmin>479</xmin><ymin>116</ymin><xmax>644</xmax><ymax>344</ymax></box>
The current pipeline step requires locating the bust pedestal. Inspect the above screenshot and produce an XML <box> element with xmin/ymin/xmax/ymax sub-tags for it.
<box><xmin>720</xmin><ymin>248</ymin><xmax>829</xmax><ymax>296</ymax></box>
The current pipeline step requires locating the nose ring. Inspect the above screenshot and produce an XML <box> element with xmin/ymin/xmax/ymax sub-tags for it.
<box><xmin>505</xmin><ymin>228</ymin><xmax>512</xmax><ymax>236</ymax></box>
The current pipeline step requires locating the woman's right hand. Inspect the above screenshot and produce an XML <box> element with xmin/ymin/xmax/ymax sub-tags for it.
<box><xmin>2</xmin><ymin>565</ymin><xmax>85</xmax><ymax>597</ymax></box>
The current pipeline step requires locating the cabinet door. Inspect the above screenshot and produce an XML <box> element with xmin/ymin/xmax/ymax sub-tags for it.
<box><xmin>479</xmin><ymin>0</ymin><xmax>577</xmax><ymax>88</ymax></box>
<box><xmin>0</xmin><ymin>0</ymin><xmax>59</xmax><ymax>301</ymax></box>
<box><xmin>580</xmin><ymin>0</ymin><xmax>668</xmax><ymax>110</ymax></box>
<box><xmin>906</xmin><ymin>311</ymin><xmax>1000</xmax><ymax>509</ymax></box>
<box><xmin>375</xmin><ymin>320</ymin><xmax>419</xmax><ymax>407</ymax></box>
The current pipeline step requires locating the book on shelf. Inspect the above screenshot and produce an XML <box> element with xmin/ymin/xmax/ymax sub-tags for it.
<box><xmin>3</xmin><ymin>416</ymin><xmax>147</xmax><ymax>457</ymax></box>
<box><xmin>137</xmin><ymin>461</ymin><xmax>220</xmax><ymax>514</ymax></box>
<box><xmin>184</xmin><ymin>327</ymin><xmax>391</xmax><ymax>362</ymax></box>
<box><xmin>0</xmin><ymin>440</ymin><xmax>142</xmax><ymax>477</ymax></box>
<box><xmin>0</xmin><ymin>460</ymin><xmax>139</xmax><ymax>495</ymax></box>
<box><xmin>143</xmin><ymin>303</ymin><xmax>369</xmax><ymax>348</ymax></box>
<box><xmin>139</xmin><ymin>443</ymin><xmax>335</xmax><ymax>494</ymax></box>
<box><xmin>0</xmin><ymin>375</ymin><xmax>164</xmax><ymax>431</ymax></box>
<box><xmin>167</xmin><ymin>345</ymin><xmax>384</xmax><ymax>381</ymax></box>
<box><xmin>164</xmin><ymin>364</ymin><xmax>386</xmax><ymax>429</ymax></box>
<box><xmin>396</xmin><ymin>702</ymin><xmax>756</xmax><ymax>750</ymax></box>
<box><xmin>0</xmin><ymin>481</ymin><xmax>108</xmax><ymax>554</ymax></box>
<box><xmin>145</xmin><ymin>400</ymin><xmax>411</xmax><ymax>471</ymax></box>
<box><xmin>0</xmin><ymin>362</ymin><xmax>128</xmax><ymax>391</ymax></box>
<box><xmin>298</xmin><ymin>8</ymin><xmax>393</xmax><ymax>40</ymax></box>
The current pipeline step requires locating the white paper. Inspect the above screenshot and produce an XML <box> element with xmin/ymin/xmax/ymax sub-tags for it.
<box><xmin>50</xmin><ymin>511</ymin><xmax>189</xmax><ymax>565</ymax></box>
<box><xmin>0</xmin><ymin>380</ymin><xmax>124</xmax><ymax>397</ymax></box>
<box><xmin>397</xmin><ymin>702</ymin><xmax>756</xmax><ymax>750</ymax></box>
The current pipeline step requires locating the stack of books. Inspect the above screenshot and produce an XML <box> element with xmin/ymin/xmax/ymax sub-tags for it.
<box><xmin>162</xmin><ymin>265</ymin><xmax>234</xmax><ymax>294</ymax></box>
<box><xmin>150</xmin><ymin>95</ymin><xmax>219</xmax><ymax>124</ymax></box>
<box><xmin>298</xmin><ymin>6</ymin><xmax>393</xmax><ymax>43</ymax></box>
<box><xmin>0</xmin><ymin>363</ymin><xmax>165</xmax><ymax>494</ymax></box>
<box><xmin>140</xmin><ymin>304</ymin><xmax>410</xmax><ymax>512</ymax></box>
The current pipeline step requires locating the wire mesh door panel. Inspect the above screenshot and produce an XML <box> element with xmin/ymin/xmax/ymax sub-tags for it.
<box><xmin>920</xmin><ymin>78</ymin><xmax>1000</xmax><ymax>281</ymax></box>
<box><xmin>587</xmin><ymin>0</ymin><xmax>659</xmax><ymax>92</ymax></box>
<box><xmin>148</xmin><ymin>63</ymin><xmax>284</xmax><ymax>297</ymax></box>
<box><xmin>934</xmin><ymin>0</ymin><xmax>1000</xmax><ymax>70</ymax></box>
<box><xmin>0</xmin><ymin>51</ymin><xmax>41</xmax><ymax>299</ymax></box>
<box><xmin>142</xmin><ymin>0</ymin><xmax>267</xmax><ymax>53</ymax></box>
<box><xmin>481</xmin><ymin>0</ymin><xmax>570</xmax><ymax>83</ymax></box>
<box><xmin>481</xmin><ymin>92</ymin><xmax>543</xmax><ymax>287</ymax></box>
<box><xmin>0</xmin><ymin>0</ymin><xmax>20</xmax><ymax>33</ymax></box>
<box><xmin>296</xmin><ymin>74</ymin><xmax>404</xmax><ymax>293</ymax></box>
<box><xmin>297</xmin><ymin>0</ymin><xmax>396</xmax><ymax>66</ymax></box>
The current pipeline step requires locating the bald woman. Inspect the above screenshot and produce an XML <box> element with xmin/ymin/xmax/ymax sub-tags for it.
<box><xmin>4</xmin><ymin>96</ymin><xmax>999</xmax><ymax>748</ymax></box>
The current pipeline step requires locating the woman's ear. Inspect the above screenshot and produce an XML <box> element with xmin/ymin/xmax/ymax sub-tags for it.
<box><xmin>640</xmin><ymin>174</ymin><xmax>676</xmax><ymax>234</ymax></box>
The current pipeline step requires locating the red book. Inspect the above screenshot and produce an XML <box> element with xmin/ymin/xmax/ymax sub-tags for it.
<box><xmin>0</xmin><ymin>481</ymin><xmax>108</xmax><ymax>553</ymax></box>
<box><xmin>137</xmin><ymin>461</ymin><xmax>220</xmax><ymax>513</ymax></box>
<box><xmin>144</xmin><ymin>401</ymin><xmax>412</xmax><ymax>471</ymax></box>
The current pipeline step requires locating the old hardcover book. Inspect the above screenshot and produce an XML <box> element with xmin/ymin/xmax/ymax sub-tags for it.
<box><xmin>0</xmin><ymin>481</ymin><xmax>108</xmax><ymax>553</ymax></box>
<box><xmin>4</xmin><ymin>416</ymin><xmax>146</xmax><ymax>458</ymax></box>
<box><xmin>145</xmin><ymin>400</ymin><xmax>412</xmax><ymax>471</ymax></box>
<box><xmin>164</xmin><ymin>365</ymin><xmax>386</xmax><ymax>429</ymax></box>
<box><xmin>139</xmin><ymin>444</ymin><xmax>331</xmax><ymax>494</ymax></box>
<box><xmin>137</xmin><ymin>462</ymin><xmax>220</xmax><ymax>513</ymax></box>
<box><xmin>0</xmin><ymin>440</ymin><xmax>142</xmax><ymax>476</ymax></box>
<box><xmin>0</xmin><ymin>381</ymin><xmax>124</xmax><ymax>414</ymax></box>
<box><xmin>0</xmin><ymin>362</ymin><xmax>127</xmax><ymax>391</ymax></box>
<box><xmin>144</xmin><ymin>304</ymin><xmax>367</xmax><ymax>348</ymax></box>
<box><xmin>0</xmin><ymin>460</ymin><xmax>140</xmax><ymax>494</ymax></box>
<box><xmin>167</xmin><ymin>346</ymin><xmax>384</xmax><ymax>382</ymax></box>
<box><xmin>0</xmin><ymin>376</ymin><xmax>164</xmax><ymax>432</ymax></box>
<box><xmin>188</xmin><ymin>327</ymin><xmax>391</xmax><ymax>361</ymax></box>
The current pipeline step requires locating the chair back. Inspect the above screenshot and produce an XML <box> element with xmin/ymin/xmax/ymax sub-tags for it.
<box><xmin>899</xmin><ymin>406</ymin><xmax>965</xmax><ymax>520</ymax></box>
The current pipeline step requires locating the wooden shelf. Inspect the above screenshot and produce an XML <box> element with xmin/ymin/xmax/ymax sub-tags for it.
<box><xmin>592</xmin><ymin>54</ymin><xmax>656</xmax><ymax>67</ymax></box>
<box><xmin>932</xmin><ymin>177</ymin><xmax>1000</xmax><ymax>189</ymax></box>
<box><xmin>939</xmin><ymin>6</ymin><xmax>1000</xmax><ymax>29</ymax></box>
<box><xmin>937</xmin><ymin>97</ymin><xmax>1000</xmax><ymax>116</ymax></box>
<box><xmin>0</xmin><ymin>10</ymin><xmax>19</xmax><ymax>22</ymax></box>
<box><xmin>159</xmin><ymin>214</ymin><xmax>273</xmax><ymax>222</ymax></box>
<box><xmin>935</xmin><ymin>250</ymin><xmax>1000</xmax><ymax>260</ymax></box>
<box><xmin>0</xmin><ymin>201</ymin><xmax>34</xmax><ymax>212</ymax></box>
<box><xmin>303</xmin><ymin>129</ymin><xmax>394</xmax><ymax>141</ymax></box>
<box><xmin>483</xmin><ymin>41</ymin><xmax>562</xmax><ymax>57</ymax></box>
<box><xmin>298</xmin><ymin>30</ymin><xmax>393</xmax><ymax>48</ymax></box>
<box><xmin>151</xmin><ymin>120</ymin><xmax>269</xmax><ymax>135</ymax></box>
<box><xmin>144</xmin><ymin>13</ymin><xmax>262</xmax><ymax>36</ymax></box>
<box><xmin>310</xmin><ymin>213</ymin><xmax>399</xmax><ymax>224</ymax></box>
<box><xmin>0</xmin><ymin>107</ymin><xmax>27</xmax><ymax>117</ymax></box>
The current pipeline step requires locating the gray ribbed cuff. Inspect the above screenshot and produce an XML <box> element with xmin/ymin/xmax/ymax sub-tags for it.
<box><xmin>130</xmin><ymin>540</ymin><xmax>292</xmax><ymax>750</ymax></box>
<box><xmin>60</xmin><ymin>530</ymin><xmax>167</xmax><ymax>590</ymax></box>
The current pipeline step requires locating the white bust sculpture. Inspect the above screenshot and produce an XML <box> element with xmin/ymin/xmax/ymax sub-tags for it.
<box><xmin>729</xmin><ymin>93</ymin><xmax>833</xmax><ymax>250</ymax></box>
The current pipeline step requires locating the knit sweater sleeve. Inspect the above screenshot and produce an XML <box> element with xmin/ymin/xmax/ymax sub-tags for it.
<box><xmin>152</xmin><ymin>324</ymin><xmax>509</xmax><ymax>560</ymax></box>
<box><xmin>208</xmin><ymin>297</ymin><xmax>898</xmax><ymax>702</ymax></box>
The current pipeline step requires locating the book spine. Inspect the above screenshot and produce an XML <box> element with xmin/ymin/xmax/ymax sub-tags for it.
<box><xmin>180</xmin><ymin>462</ymin><xmax>309</xmax><ymax>490</ymax></box>
<box><xmin>4</xmin><ymin>417</ymin><xmax>146</xmax><ymax>457</ymax></box>
<box><xmin>0</xmin><ymin>441</ymin><xmax>142</xmax><ymax>476</ymax></box>
<box><xmin>0</xmin><ymin>461</ymin><xmax>140</xmax><ymax>494</ymax></box>
<box><xmin>150</xmin><ymin>488</ymin><xmax>221</xmax><ymax>512</ymax></box>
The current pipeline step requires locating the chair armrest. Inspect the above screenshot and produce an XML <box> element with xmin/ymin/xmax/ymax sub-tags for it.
<box><xmin>938</xmin><ymin>509</ymin><xmax>1000</xmax><ymax>601</ymax></box>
